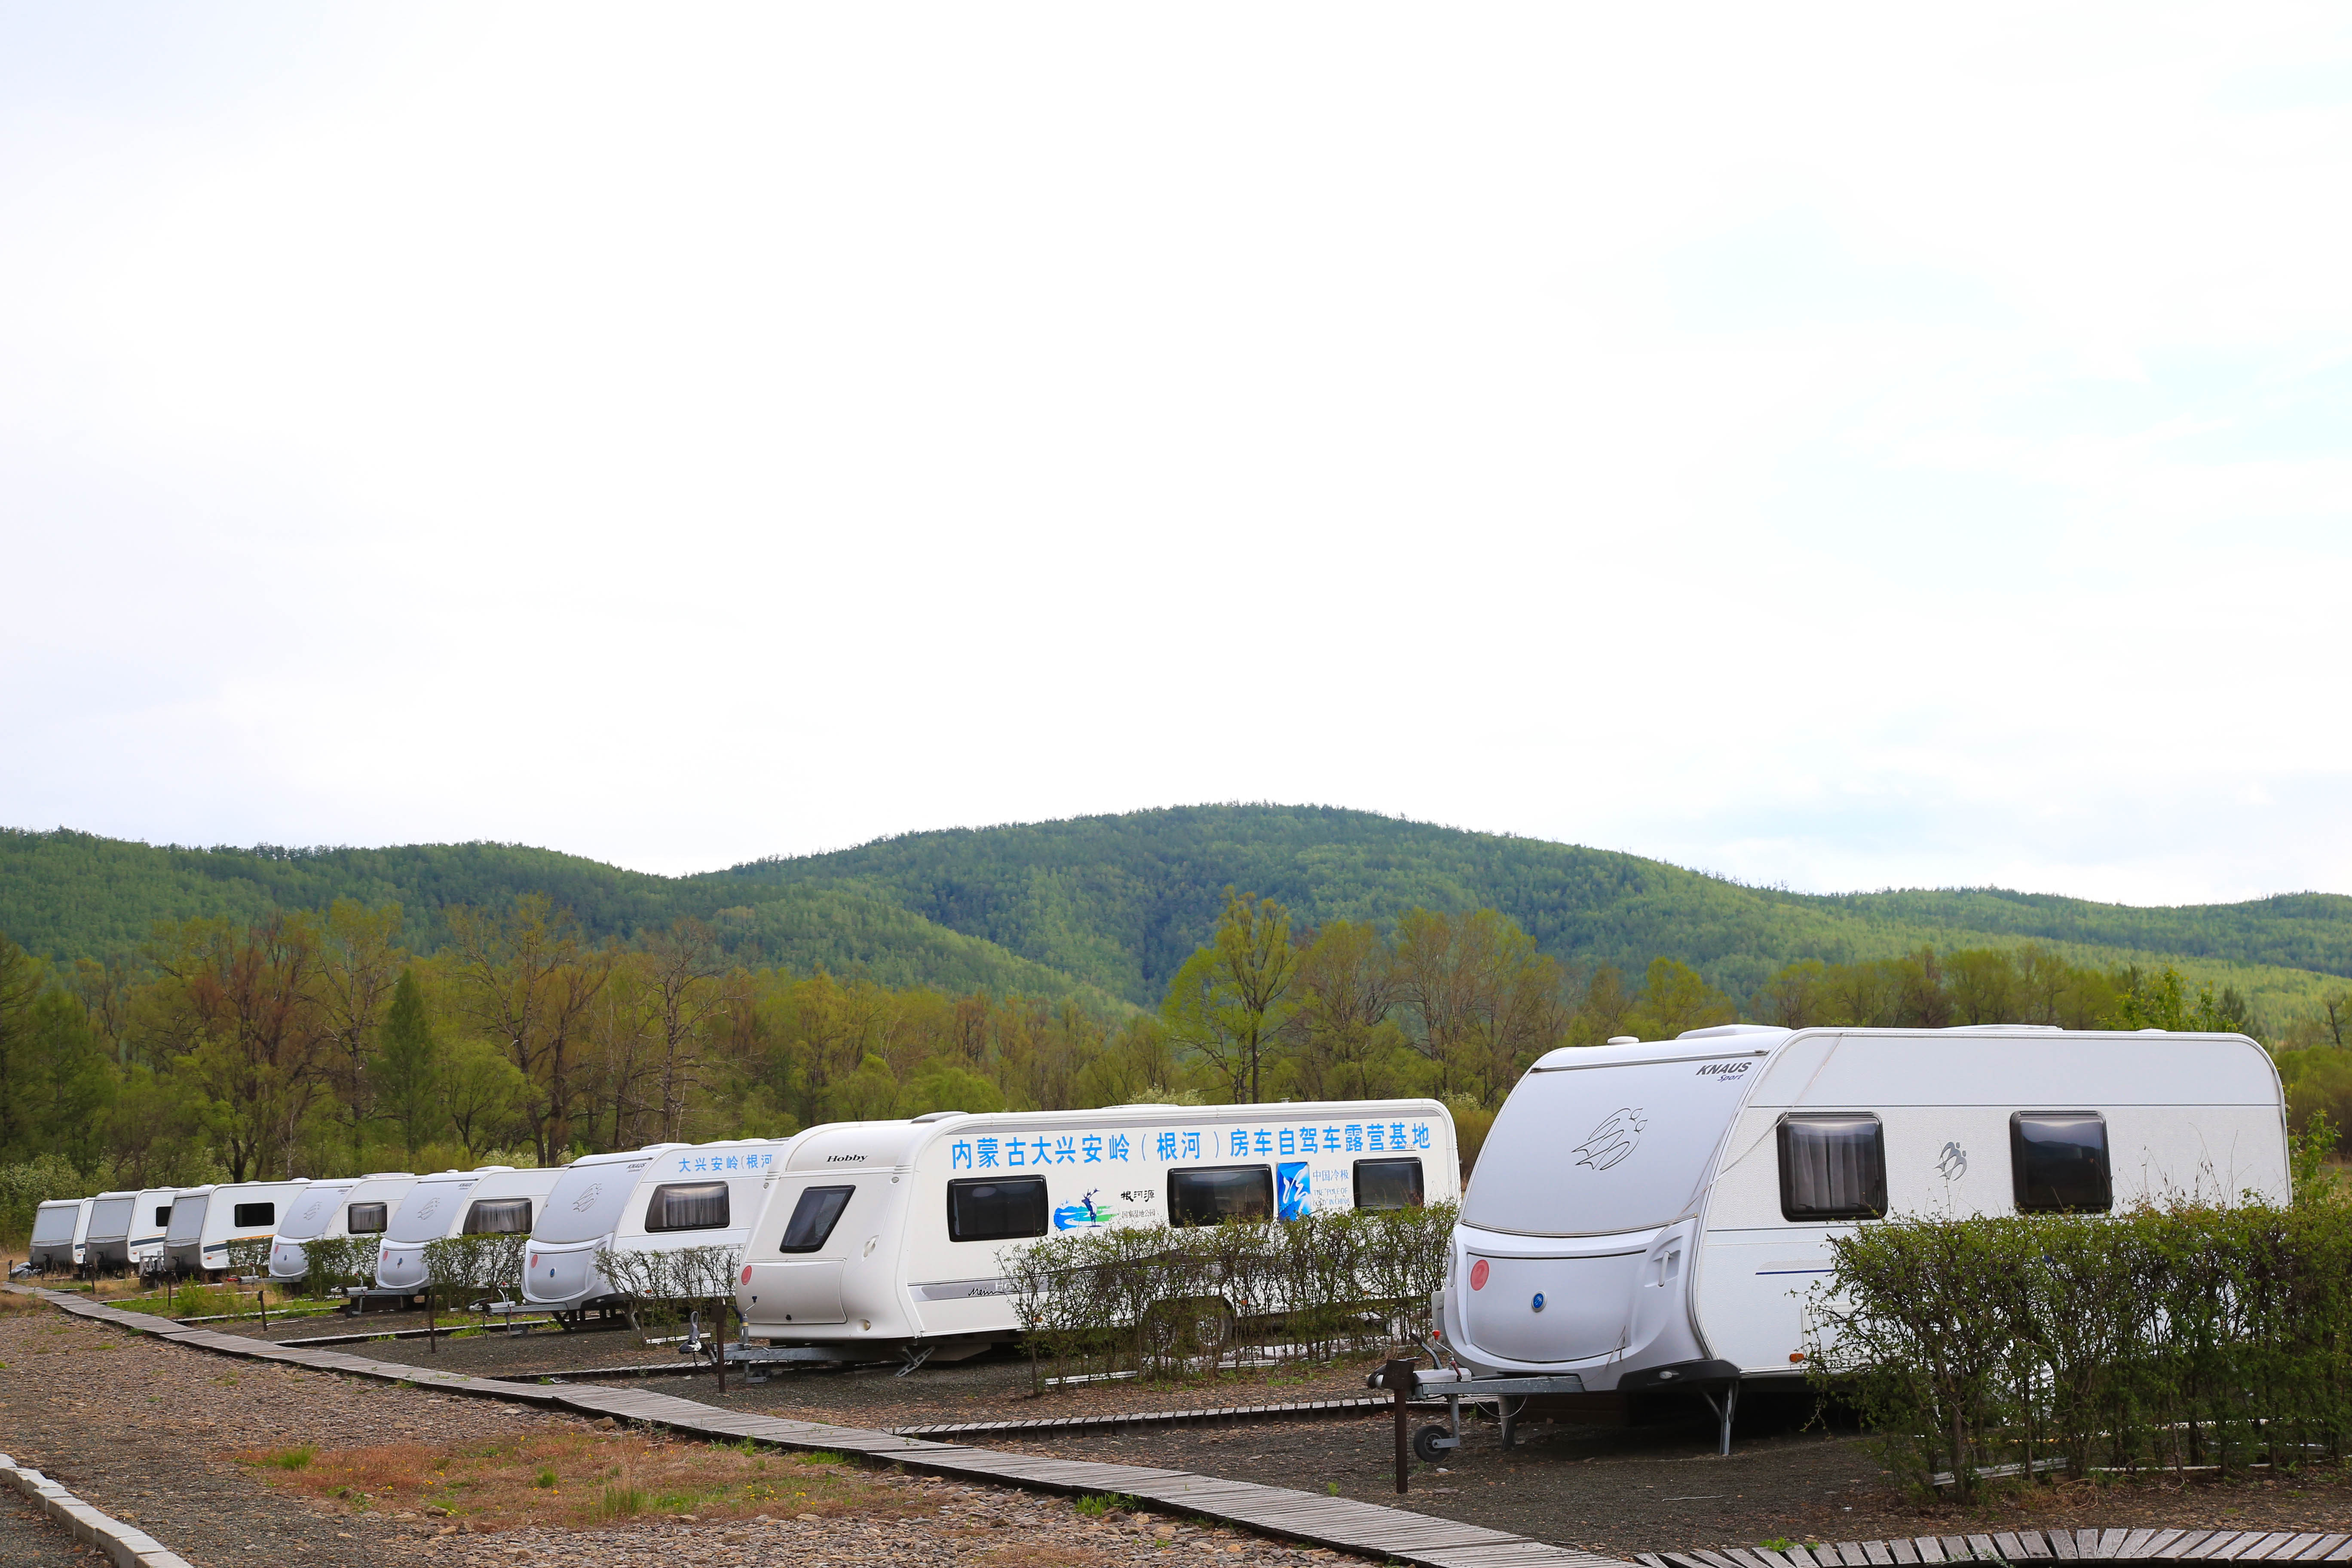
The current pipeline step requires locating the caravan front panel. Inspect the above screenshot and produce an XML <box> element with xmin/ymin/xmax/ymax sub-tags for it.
<box><xmin>269</xmin><ymin>1180</ymin><xmax>361</xmax><ymax>1283</ymax></box>
<box><xmin>162</xmin><ymin>1187</ymin><xmax>213</xmax><ymax>1275</ymax></box>
<box><xmin>523</xmin><ymin>1148</ymin><xmax>675</xmax><ymax>1311</ymax></box>
<box><xmin>28</xmin><ymin>1199</ymin><xmax>89</xmax><ymax>1272</ymax></box>
<box><xmin>375</xmin><ymin>1173</ymin><xmax>488</xmax><ymax>1291</ymax></box>
<box><xmin>82</xmin><ymin>1192</ymin><xmax>140</xmax><ymax>1271</ymax></box>
<box><xmin>127</xmin><ymin>1188</ymin><xmax>178</xmax><ymax>1269</ymax></box>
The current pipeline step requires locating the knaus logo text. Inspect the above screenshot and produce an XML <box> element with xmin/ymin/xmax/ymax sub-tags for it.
<box><xmin>1695</xmin><ymin>1061</ymin><xmax>1750</xmax><ymax>1078</ymax></box>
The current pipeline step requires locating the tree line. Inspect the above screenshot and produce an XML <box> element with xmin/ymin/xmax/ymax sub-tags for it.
<box><xmin>0</xmin><ymin>884</ymin><xmax>2331</xmax><ymax>1216</ymax></box>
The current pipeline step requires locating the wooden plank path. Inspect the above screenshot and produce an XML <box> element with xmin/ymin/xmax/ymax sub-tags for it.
<box><xmin>15</xmin><ymin>1287</ymin><xmax>1629</xmax><ymax>1568</ymax></box>
<box><xmin>892</xmin><ymin>1393</ymin><xmax>1407</xmax><ymax>1439</ymax></box>
<box><xmin>1632</xmin><ymin>1530</ymin><xmax>2352</xmax><ymax>1568</ymax></box>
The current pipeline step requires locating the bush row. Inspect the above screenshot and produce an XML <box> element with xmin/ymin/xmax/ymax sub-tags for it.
<box><xmin>1809</xmin><ymin>1201</ymin><xmax>2352</xmax><ymax>1498</ymax></box>
<box><xmin>1004</xmin><ymin>1203</ymin><xmax>1455</xmax><ymax>1386</ymax></box>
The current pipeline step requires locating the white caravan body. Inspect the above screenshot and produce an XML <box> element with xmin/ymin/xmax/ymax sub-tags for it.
<box><xmin>173</xmin><ymin>1179</ymin><xmax>311</xmax><ymax>1277</ymax></box>
<box><xmin>127</xmin><ymin>1188</ymin><xmax>180</xmax><ymax>1269</ymax></box>
<box><xmin>600</xmin><ymin>1136</ymin><xmax>797</xmax><ymax>1294</ymax></box>
<box><xmin>737</xmin><ymin>1100</ymin><xmax>1458</xmax><ymax>1351</ymax></box>
<box><xmin>159</xmin><ymin>1186</ymin><xmax>214</xmax><ymax>1274</ymax></box>
<box><xmin>375</xmin><ymin>1166</ymin><xmax>560</xmax><ymax>1292</ymax></box>
<box><xmin>28</xmin><ymin>1198</ymin><xmax>92</xmax><ymax>1271</ymax></box>
<box><xmin>268</xmin><ymin>1174</ymin><xmax>418</xmax><ymax>1283</ymax></box>
<box><xmin>520</xmin><ymin>1146</ymin><xmax>683</xmax><ymax>1312</ymax></box>
<box><xmin>82</xmin><ymin>1191</ymin><xmax>141</xmax><ymax>1271</ymax></box>
<box><xmin>1441</xmin><ymin>1026</ymin><xmax>2289</xmax><ymax>1395</ymax></box>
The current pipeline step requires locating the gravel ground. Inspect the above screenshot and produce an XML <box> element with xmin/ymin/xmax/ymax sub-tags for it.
<box><xmin>0</xmin><ymin>1480</ymin><xmax>89</xmax><ymax>1566</ymax></box>
<box><xmin>988</xmin><ymin>1390</ymin><xmax>2352</xmax><ymax>1558</ymax></box>
<box><xmin>0</xmin><ymin>1302</ymin><xmax>1378</xmax><ymax>1568</ymax></box>
<box><xmin>197</xmin><ymin>1306</ymin><xmax>1391</xmax><ymax>1429</ymax></box>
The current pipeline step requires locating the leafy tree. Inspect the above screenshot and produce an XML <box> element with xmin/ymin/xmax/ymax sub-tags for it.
<box><xmin>1391</xmin><ymin>908</ymin><xmax>1569</xmax><ymax>1103</ymax></box>
<box><xmin>1572</xmin><ymin>964</ymin><xmax>1636</xmax><ymax>1043</ymax></box>
<box><xmin>374</xmin><ymin>969</ymin><xmax>442</xmax><ymax>1164</ymax></box>
<box><xmin>1630</xmin><ymin>957</ymin><xmax>1734</xmax><ymax>1040</ymax></box>
<box><xmin>440</xmin><ymin>1037</ymin><xmax>527</xmax><ymax>1162</ymax></box>
<box><xmin>2102</xmin><ymin>965</ymin><xmax>2259</xmax><ymax>1035</ymax></box>
<box><xmin>1160</xmin><ymin>890</ymin><xmax>1298</xmax><ymax>1104</ymax></box>
<box><xmin>146</xmin><ymin>913</ymin><xmax>334</xmax><ymax>1181</ymax></box>
<box><xmin>318</xmin><ymin>900</ymin><xmax>405</xmax><ymax>1172</ymax></box>
<box><xmin>1285</xmin><ymin>921</ymin><xmax>1413</xmax><ymax>1101</ymax></box>
<box><xmin>447</xmin><ymin>896</ymin><xmax>613</xmax><ymax>1165</ymax></box>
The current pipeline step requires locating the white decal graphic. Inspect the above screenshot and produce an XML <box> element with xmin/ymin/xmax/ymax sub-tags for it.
<box><xmin>1936</xmin><ymin>1142</ymin><xmax>1967</xmax><ymax>1181</ymax></box>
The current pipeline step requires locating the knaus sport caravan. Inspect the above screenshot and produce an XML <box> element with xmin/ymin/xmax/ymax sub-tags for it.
<box><xmin>1421</xmin><ymin>1024</ymin><xmax>2288</xmax><ymax>1455</ymax></box>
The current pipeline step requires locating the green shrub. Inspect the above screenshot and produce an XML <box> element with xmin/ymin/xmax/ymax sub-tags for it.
<box><xmin>1004</xmin><ymin>1203</ymin><xmax>1457</xmax><ymax>1387</ymax></box>
<box><xmin>1808</xmin><ymin>1200</ymin><xmax>2352</xmax><ymax>1499</ymax></box>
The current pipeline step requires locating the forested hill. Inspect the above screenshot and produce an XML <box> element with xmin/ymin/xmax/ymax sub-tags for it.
<box><xmin>713</xmin><ymin>805</ymin><xmax>2352</xmax><ymax>1010</ymax></box>
<box><xmin>0</xmin><ymin>829</ymin><xmax>1112</xmax><ymax>1007</ymax></box>
<box><xmin>7</xmin><ymin>807</ymin><xmax>2349</xmax><ymax>1016</ymax></box>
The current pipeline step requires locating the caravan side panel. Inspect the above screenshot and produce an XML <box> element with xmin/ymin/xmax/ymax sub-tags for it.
<box><xmin>1693</xmin><ymin>1032</ymin><xmax>2288</xmax><ymax>1375</ymax></box>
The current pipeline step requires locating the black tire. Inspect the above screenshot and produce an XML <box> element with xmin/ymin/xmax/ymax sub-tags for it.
<box><xmin>1411</xmin><ymin>1425</ymin><xmax>1452</xmax><ymax>1464</ymax></box>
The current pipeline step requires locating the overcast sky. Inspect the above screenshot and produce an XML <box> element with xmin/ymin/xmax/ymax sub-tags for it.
<box><xmin>4</xmin><ymin>5</ymin><xmax>2349</xmax><ymax>905</ymax></box>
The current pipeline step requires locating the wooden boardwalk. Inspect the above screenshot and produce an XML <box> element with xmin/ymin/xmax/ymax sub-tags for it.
<box><xmin>17</xmin><ymin>1288</ymin><xmax>1628</xmax><ymax>1568</ymax></box>
<box><xmin>892</xmin><ymin>1393</ymin><xmax>1407</xmax><ymax>1438</ymax></box>
<box><xmin>1636</xmin><ymin>1529</ymin><xmax>2352</xmax><ymax>1568</ymax></box>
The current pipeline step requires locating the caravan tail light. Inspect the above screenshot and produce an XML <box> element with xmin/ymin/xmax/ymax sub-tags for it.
<box><xmin>741</xmin><ymin>1266</ymin><xmax>753</xmax><ymax>1284</ymax></box>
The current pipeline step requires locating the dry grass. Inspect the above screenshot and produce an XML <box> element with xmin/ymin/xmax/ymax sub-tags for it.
<box><xmin>0</xmin><ymin>1291</ymin><xmax>42</xmax><ymax>1316</ymax></box>
<box><xmin>236</xmin><ymin>1430</ymin><xmax>934</xmax><ymax>1533</ymax></box>
<box><xmin>972</xmin><ymin>1548</ymin><xmax>1116</xmax><ymax>1568</ymax></box>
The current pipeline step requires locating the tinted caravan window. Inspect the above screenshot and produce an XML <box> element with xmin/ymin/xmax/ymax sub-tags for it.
<box><xmin>646</xmin><ymin>1182</ymin><xmax>730</xmax><ymax>1233</ymax></box>
<box><xmin>154</xmin><ymin>1205</ymin><xmax>173</xmax><ymax>1228</ymax></box>
<box><xmin>1169</xmin><ymin>1165</ymin><xmax>1273</xmax><ymax>1226</ymax></box>
<box><xmin>1353</xmin><ymin>1158</ymin><xmax>1424</xmax><ymax>1210</ymax></box>
<box><xmin>778</xmin><ymin>1186</ymin><xmax>854</xmax><ymax>1253</ymax></box>
<box><xmin>1777</xmin><ymin>1115</ymin><xmax>1886</xmax><ymax>1221</ymax></box>
<box><xmin>233</xmin><ymin>1202</ymin><xmax>276</xmax><ymax>1228</ymax></box>
<box><xmin>346</xmin><ymin>1203</ymin><xmax>389</xmax><ymax>1234</ymax></box>
<box><xmin>461</xmin><ymin>1198</ymin><xmax>533</xmax><ymax>1234</ymax></box>
<box><xmin>31</xmin><ymin>1207</ymin><xmax>76</xmax><ymax>1244</ymax></box>
<box><xmin>947</xmin><ymin>1177</ymin><xmax>1048</xmax><ymax>1242</ymax></box>
<box><xmin>2012</xmin><ymin>1112</ymin><xmax>2112</xmax><ymax>1212</ymax></box>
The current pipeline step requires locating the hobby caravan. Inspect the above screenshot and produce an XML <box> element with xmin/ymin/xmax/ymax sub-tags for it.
<box><xmin>81</xmin><ymin>1191</ymin><xmax>141</xmax><ymax>1273</ymax></box>
<box><xmin>127</xmin><ymin>1188</ymin><xmax>178</xmax><ymax>1271</ymax></box>
<box><xmin>521</xmin><ymin>1140</ymin><xmax>794</xmax><ymax>1317</ymax></box>
<box><xmin>27</xmin><ymin>1198</ymin><xmax>92</xmax><ymax>1272</ymax></box>
<box><xmin>166</xmin><ymin>1179</ymin><xmax>310</xmax><ymax>1278</ymax></box>
<box><xmin>375</xmin><ymin>1166</ymin><xmax>561</xmax><ymax>1294</ymax></box>
<box><xmin>267</xmin><ymin>1173</ymin><xmax>418</xmax><ymax>1285</ymax></box>
<box><xmin>736</xmin><ymin>1100</ymin><xmax>1457</xmax><ymax>1362</ymax></box>
<box><xmin>1427</xmin><ymin>1025</ymin><xmax>2288</xmax><ymax>1447</ymax></box>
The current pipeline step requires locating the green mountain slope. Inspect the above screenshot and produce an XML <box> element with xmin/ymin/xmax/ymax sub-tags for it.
<box><xmin>710</xmin><ymin>805</ymin><xmax>2352</xmax><ymax>1014</ymax></box>
<box><xmin>0</xmin><ymin>829</ymin><xmax>1111</xmax><ymax>1005</ymax></box>
<box><xmin>9</xmin><ymin>808</ymin><xmax>2348</xmax><ymax>1023</ymax></box>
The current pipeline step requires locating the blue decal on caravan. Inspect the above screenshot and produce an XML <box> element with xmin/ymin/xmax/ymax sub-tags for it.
<box><xmin>1277</xmin><ymin>1161</ymin><xmax>1311</xmax><ymax>1221</ymax></box>
<box><xmin>1053</xmin><ymin>1191</ymin><xmax>1112</xmax><ymax>1230</ymax></box>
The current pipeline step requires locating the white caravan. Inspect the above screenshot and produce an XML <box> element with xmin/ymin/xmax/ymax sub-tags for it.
<box><xmin>737</xmin><ymin>1100</ymin><xmax>1458</xmax><ymax>1360</ymax></box>
<box><xmin>267</xmin><ymin>1173</ymin><xmax>418</xmax><ymax>1285</ymax></box>
<box><xmin>81</xmin><ymin>1191</ymin><xmax>142</xmax><ymax>1273</ymax></box>
<box><xmin>375</xmin><ymin>1166</ymin><xmax>562</xmax><ymax>1294</ymax></box>
<box><xmin>1436</xmin><ymin>1026</ymin><xmax>2288</xmax><ymax>1425</ymax></box>
<box><xmin>519</xmin><ymin>1139</ymin><xmax>798</xmax><ymax>1316</ymax></box>
<box><xmin>520</xmin><ymin>1146</ymin><xmax>684</xmax><ymax>1316</ymax></box>
<box><xmin>157</xmin><ymin>1185</ymin><xmax>213</xmax><ymax>1276</ymax></box>
<box><xmin>165</xmin><ymin>1179</ymin><xmax>311</xmax><ymax>1277</ymax></box>
<box><xmin>126</xmin><ymin>1188</ymin><xmax>179</xmax><ymax>1271</ymax></box>
<box><xmin>27</xmin><ymin>1198</ymin><xmax>92</xmax><ymax>1272</ymax></box>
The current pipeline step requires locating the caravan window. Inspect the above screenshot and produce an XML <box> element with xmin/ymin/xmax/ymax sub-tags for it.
<box><xmin>462</xmin><ymin>1198</ymin><xmax>533</xmax><ymax>1235</ymax></box>
<box><xmin>947</xmin><ymin>1177</ymin><xmax>1048</xmax><ymax>1242</ymax></box>
<box><xmin>31</xmin><ymin>1207</ymin><xmax>76</xmax><ymax>1244</ymax></box>
<box><xmin>1169</xmin><ymin>1166</ymin><xmax>1272</xmax><ymax>1226</ymax></box>
<box><xmin>1354</xmin><ymin>1159</ymin><xmax>1424</xmax><ymax>1210</ymax></box>
<box><xmin>346</xmin><ymin>1203</ymin><xmax>389</xmax><ymax>1234</ymax></box>
<box><xmin>646</xmin><ymin>1182</ymin><xmax>731</xmax><ymax>1233</ymax></box>
<box><xmin>233</xmin><ymin>1202</ymin><xmax>276</xmax><ymax>1228</ymax></box>
<box><xmin>153</xmin><ymin>1205</ymin><xmax>173</xmax><ymax>1228</ymax></box>
<box><xmin>1777</xmin><ymin>1115</ymin><xmax>1886</xmax><ymax>1221</ymax></box>
<box><xmin>2012</xmin><ymin>1112</ymin><xmax>2111</xmax><ymax>1212</ymax></box>
<box><xmin>778</xmin><ymin>1186</ymin><xmax>855</xmax><ymax>1253</ymax></box>
<box><xmin>88</xmin><ymin>1198</ymin><xmax>134</xmax><ymax>1240</ymax></box>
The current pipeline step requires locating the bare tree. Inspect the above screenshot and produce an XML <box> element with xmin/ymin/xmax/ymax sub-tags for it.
<box><xmin>448</xmin><ymin>897</ymin><xmax>614</xmax><ymax>1166</ymax></box>
<box><xmin>640</xmin><ymin>919</ymin><xmax>734</xmax><ymax>1142</ymax></box>
<box><xmin>317</xmin><ymin>900</ymin><xmax>406</xmax><ymax>1171</ymax></box>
